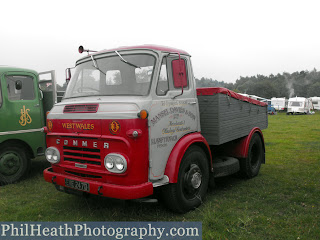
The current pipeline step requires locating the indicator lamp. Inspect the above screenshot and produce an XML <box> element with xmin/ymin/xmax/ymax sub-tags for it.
<box><xmin>138</xmin><ymin>110</ymin><xmax>148</xmax><ymax>119</ymax></box>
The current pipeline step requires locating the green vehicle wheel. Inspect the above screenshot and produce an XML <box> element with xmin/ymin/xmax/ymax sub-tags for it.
<box><xmin>0</xmin><ymin>146</ymin><xmax>29</xmax><ymax>184</ymax></box>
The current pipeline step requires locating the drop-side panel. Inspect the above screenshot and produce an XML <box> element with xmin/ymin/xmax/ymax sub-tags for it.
<box><xmin>197</xmin><ymin>88</ymin><xmax>268</xmax><ymax>145</ymax></box>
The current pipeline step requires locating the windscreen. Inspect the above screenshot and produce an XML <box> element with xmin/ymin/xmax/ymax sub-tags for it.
<box><xmin>64</xmin><ymin>54</ymin><xmax>155</xmax><ymax>98</ymax></box>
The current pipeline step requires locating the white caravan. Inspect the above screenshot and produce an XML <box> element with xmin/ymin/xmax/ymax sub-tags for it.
<box><xmin>310</xmin><ymin>97</ymin><xmax>320</xmax><ymax>110</ymax></box>
<box><xmin>287</xmin><ymin>97</ymin><xmax>313</xmax><ymax>114</ymax></box>
<box><xmin>271</xmin><ymin>97</ymin><xmax>286</xmax><ymax>111</ymax></box>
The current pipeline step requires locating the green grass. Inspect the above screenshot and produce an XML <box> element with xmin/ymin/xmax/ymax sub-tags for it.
<box><xmin>1</xmin><ymin>112</ymin><xmax>319</xmax><ymax>239</ymax></box>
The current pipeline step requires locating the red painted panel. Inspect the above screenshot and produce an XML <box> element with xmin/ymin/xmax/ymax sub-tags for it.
<box><xmin>94</xmin><ymin>45</ymin><xmax>190</xmax><ymax>56</ymax></box>
<box><xmin>44</xmin><ymin>167</ymin><xmax>153</xmax><ymax>199</ymax></box>
<box><xmin>164</xmin><ymin>132</ymin><xmax>212</xmax><ymax>183</ymax></box>
<box><xmin>197</xmin><ymin>87</ymin><xmax>267</xmax><ymax>107</ymax></box>
<box><xmin>46</xmin><ymin>119</ymin><xmax>101</xmax><ymax>135</ymax></box>
<box><xmin>229</xmin><ymin>127</ymin><xmax>265</xmax><ymax>158</ymax></box>
<box><xmin>46</xmin><ymin>118</ymin><xmax>149</xmax><ymax>186</ymax></box>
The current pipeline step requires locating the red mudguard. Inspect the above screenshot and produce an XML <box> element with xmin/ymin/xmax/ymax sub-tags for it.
<box><xmin>229</xmin><ymin>127</ymin><xmax>265</xmax><ymax>161</ymax></box>
<box><xmin>164</xmin><ymin>132</ymin><xmax>212</xmax><ymax>183</ymax></box>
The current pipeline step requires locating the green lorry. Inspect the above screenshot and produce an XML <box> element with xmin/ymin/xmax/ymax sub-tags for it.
<box><xmin>0</xmin><ymin>67</ymin><xmax>58</xmax><ymax>184</ymax></box>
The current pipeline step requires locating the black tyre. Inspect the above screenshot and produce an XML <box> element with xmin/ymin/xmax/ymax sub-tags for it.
<box><xmin>239</xmin><ymin>133</ymin><xmax>263</xmax><ymax>178</ymax></box>
<box><xmin>161</xmin><ymin>146</ymin><xmax>209</xmax><ymax>213</ymax></box>
<box><xmin>0</xmin><ymin>145</ymin><xmax>29</xmax><ymax>184</ymax></box>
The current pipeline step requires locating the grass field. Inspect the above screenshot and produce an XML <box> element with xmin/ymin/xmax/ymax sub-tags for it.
<box><xmin>0</xmin><ymin>112</ymin><xmax>319</xmax><ymax>239</ymax></box>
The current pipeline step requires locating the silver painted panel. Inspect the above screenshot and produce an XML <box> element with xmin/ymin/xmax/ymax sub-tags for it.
<box><xmin>148</xmin><ymin>56</ymin><xmax>199</xmax><ymax>180</ymax></box>
<box><xmin>148</xmin><ymin>98</ymin><xmax>198</xmax><ymax>180</ymax></box>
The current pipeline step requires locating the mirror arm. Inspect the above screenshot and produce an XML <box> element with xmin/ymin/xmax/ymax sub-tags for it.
<box><xmin>172</xmin><ymin>86</ymin><xmax>184</xmax><ymax>100</ymax></box>
<box><xmin>65</xmin><ymin>67</ymin><xmax>75</xmax><ymax>84</ymax></box>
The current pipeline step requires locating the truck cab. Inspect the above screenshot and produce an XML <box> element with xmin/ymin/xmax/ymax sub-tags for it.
<box><xmin>0</xmin><ymin>67</ymin><xmax>57</xmax><ymax>184</ymax></box>
<box><xmin>44</xmin><ymin>45</ymin><xmax>267</xmax><ymax>212</ymax></box>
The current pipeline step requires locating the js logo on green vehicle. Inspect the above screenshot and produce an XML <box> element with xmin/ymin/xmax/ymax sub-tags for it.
<box><xmin>19</xmin><ymin>105</ymin><xmax>32</xmax><ymax>126</ymax></box>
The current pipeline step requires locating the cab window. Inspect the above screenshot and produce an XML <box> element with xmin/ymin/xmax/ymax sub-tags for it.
<box><xmin>5</xmin><ymin>75</ymin><xmax>35</xmax><ymax>101</ymax></box>
<box><xmin>156</xmin><ymin>57</ymin><xmax>169</xmax><ymax>96</ymax></box>
<box><xmin>156</xmin><ymin>56</ymin><xmax>189</xmax><ymax>96</ymax></box>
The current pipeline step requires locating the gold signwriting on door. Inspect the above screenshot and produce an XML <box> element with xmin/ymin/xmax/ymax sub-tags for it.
<box><xmin>19</xmin><ymin>105</ymin><xmax>32</xmax><ymax>126</ymax></box>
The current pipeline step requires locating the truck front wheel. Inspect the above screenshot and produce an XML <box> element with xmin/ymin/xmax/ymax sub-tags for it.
<box><xmin>239</xmin><ymin>133</ymin><xmax>263</xmax><ymax>178</ymax></box>
<box><xmin>161</xmin><ymin>146</ymin><xmax>209</xmax><ymax>213</ymax></box>
<box><xmin>0</xmin><ymin>146</ymin><xmax>29</xmax><ymax>184</ymax></box>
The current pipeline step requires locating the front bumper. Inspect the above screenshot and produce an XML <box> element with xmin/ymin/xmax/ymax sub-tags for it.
<box><xmin>43</xmin><ymin>167</ymin><xmax>153</xmax><ymax>200</ymax></box>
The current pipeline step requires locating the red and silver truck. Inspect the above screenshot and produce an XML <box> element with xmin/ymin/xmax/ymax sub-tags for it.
<box><xmin>43</xmin><ymin>45</ymin><xmax>268</xmax><ymax>213</ymax></box>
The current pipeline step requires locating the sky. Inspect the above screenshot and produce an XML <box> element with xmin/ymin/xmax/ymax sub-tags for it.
<box><xmin>1</xmin><ymin>0</ymin><xmax>320</xmax><ymax>85</ymax></box>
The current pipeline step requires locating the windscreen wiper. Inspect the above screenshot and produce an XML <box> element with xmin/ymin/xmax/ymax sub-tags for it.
<box><xmin>115</xmin><ymin>51</ymin><xmax>141</xmax><ymax>69</ymax></box>
<box><xmin>91</xmin><ymin>55</ymin><xmax>106</xmax><ymax>75</ymax></box>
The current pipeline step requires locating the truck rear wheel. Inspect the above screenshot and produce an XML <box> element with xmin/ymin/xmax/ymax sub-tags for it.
<box><xmin>161</xmin><ymin>146</ymin><xmax>209</xmax><ymax>213</ymax></box>
<box><xmin>239</xmin><ymin>133</ymin><xmax>263</xmax><ymax>178</ymax></box>
<box><xmin>0</xmin><ymin>146</ymin><xmax>29</xmax><ymax>184</ymax></box>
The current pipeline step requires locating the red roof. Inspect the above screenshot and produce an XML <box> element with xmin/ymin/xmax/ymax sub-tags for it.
<box><xmin>197</xmin><ymin>87</ymin><xmax>268</xmax><ymax>107</ymax></box>
<box><xmin>97</xmin><ymin>45</ymin><xmax>190</xmax><ymax>56</ymax></box>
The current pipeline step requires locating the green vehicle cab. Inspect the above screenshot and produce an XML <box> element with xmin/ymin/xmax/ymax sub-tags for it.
<box><xmin>0</xmin><ymin>66</ymin><xmax>58</xmax><ymax>184</ymax></box>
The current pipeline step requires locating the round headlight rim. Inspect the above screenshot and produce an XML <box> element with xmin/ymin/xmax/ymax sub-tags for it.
<box><xmin>45</xmin><ymin>147</ymin><xmax>60</xmax><ymax>164</ymax></box>
<box><xmin>104</xmin><ymin>153</ymin><xmax>127</xmax><ymax>173</ymax></box>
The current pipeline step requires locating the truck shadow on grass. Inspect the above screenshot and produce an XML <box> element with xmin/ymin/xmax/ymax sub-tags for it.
<box><xmin>51</xmin><ymin>192</ymin><xmax>172</xmax><ymax>221</ymax></box>
<box><xmin>50</xmin><ymin>174</ymin><xmax>250</xmax><ymax>220</ymax></box>
<box><xmin>210</xmin><ymin>174</ymin><xmax>250</xmax><ymax>195</ymax></box>
<box><xmin>28</xmin><ymin>156</ymin><xmax>51</xmax><ymax>178</ymax></box>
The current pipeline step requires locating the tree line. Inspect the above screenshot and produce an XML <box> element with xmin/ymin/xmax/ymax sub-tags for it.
<box><xmin>196</xmin><ymin>68</ymin><xmax>320</xmax><ymax>99</ymax></box>
<box><xmin>57</xmin><ymin>68</ymin><xmax>320</xmax><ymax>99</ymax></box>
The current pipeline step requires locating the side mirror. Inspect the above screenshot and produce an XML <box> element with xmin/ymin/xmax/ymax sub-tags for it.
<box><xmin>66</xmin><ymin>68</ymin><xmax>71</xmax><ymax>84</ymax></box>
<box><xmin>172</xmin><ymin>59</ymin><xmax>187</xmax><ymax>88</ymax></box>
<box><xmin>15</xmin><ymin>80</ymin><xmax>22</xmax><ymax>90</ymax></box>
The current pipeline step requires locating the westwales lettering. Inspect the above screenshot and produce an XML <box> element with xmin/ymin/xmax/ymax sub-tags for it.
<box><xmin>62</xmin><ymin>123</ymin><xmax>94</xmax><ymax>130</ymax></box>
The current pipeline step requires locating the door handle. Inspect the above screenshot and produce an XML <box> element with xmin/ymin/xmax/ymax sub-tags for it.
<box><xmin>34</xmin><ymin>104</ymin><xmax>40</xmax><ymax>107</ymax></box>
<box><xmin>188</xmin><ymin>101</ymin><xmax>197</xmax><ymax>105</ymax></box>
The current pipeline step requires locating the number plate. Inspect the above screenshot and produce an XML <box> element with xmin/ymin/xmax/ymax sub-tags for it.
<box><xmin>65</xmin><ymin>178</ymin><xmax>90</xmax><ymax>192</ymax></box>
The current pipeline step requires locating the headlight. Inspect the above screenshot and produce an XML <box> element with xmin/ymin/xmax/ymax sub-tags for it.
<box><xmin>45</xmin><ymin>147</ymin><xmax>60</xmax><ymax>164</ymax></box>
<box><xmin>104</xmin><ymin>154</ymin><xmax>127</xmax><ymax>173</ymax></box>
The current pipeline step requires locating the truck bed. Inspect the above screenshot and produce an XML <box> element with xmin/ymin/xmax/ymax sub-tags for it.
<box><xmin>197</xmin><ymin>88</ymin><xmax>268</xmax><ymax>145</ymax></box>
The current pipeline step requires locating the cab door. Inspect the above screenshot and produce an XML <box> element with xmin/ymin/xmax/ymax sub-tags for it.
<box><xmin>1</xmin><ymin>71</ymin><xmax>43</xmax><ymax>133</ymax></box>
<box><xmin>148</xmin><ymin>55</ymin><xmax>199</xmax><ymax>180</ymax></box>
<box><xmin>38</xmin><ymin>70</ymin><xmax>57</xmax><ymax>120</ymax></box>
